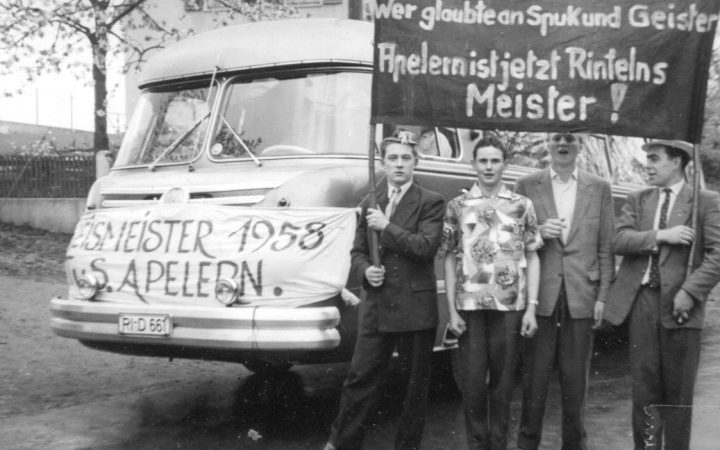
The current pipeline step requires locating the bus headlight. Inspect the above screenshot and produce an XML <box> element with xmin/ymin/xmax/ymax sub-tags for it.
<box><xmin>77</xmin><ymin>274</ymin><xmax>99</xmax><ymax>300</ymax></box>
<box><xmin>215</xmin><ymin>278</ymin><xmax>240</xmax><ymax>306</ymax></box>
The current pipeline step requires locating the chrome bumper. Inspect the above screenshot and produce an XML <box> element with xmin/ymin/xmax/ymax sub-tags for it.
<box><xmin>50</xmin><ymin>298</ymin><xmax>341</xmax><ymax>351</ymax></box>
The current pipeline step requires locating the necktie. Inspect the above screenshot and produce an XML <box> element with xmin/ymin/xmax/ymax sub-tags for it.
<box><xmin>386</xmin><ymin>188</ymin><xmax>400</xmax><ymax>219</ymax></box>
<box><xmin>647</xmin><ymin>188</ymin><xmax>672</xmax><ymax>289</ymax></box>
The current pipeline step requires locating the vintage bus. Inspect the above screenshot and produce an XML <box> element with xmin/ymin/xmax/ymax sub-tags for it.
<box><xmin>50</xmin><ymin>18</ymin><xmax>646</xmax><ymax>375</ymax></box>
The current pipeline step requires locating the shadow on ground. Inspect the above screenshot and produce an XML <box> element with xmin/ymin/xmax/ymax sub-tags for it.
<box><xmin>109</xmin><ymin>357</ymin><xmax>463</xmax><ymax>450</ymax></box>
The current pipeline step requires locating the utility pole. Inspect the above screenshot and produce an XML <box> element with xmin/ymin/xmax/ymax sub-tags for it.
<box><xmin>70</xmin><ymin>93</ymin><xmax>74</xmax><ymax>132</ymax></box>
<box><xmin>71</xmin><ymin>93</ymin><xmax>76</xmax><ymax>149</ymax></box>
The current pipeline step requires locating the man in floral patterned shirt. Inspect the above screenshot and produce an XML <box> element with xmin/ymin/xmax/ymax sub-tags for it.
<box><xmin>442</xmin><ymin>136</ymin><xmax>542</xmax><ymax>449</ymax></box>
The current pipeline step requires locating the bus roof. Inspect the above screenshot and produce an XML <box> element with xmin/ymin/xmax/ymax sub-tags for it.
<box><xmin>139</xmin><ymin>18</ymin><xmax>373</xmax><ymax>88</ymax></box>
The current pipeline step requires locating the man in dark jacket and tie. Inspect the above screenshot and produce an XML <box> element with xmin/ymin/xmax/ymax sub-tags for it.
<box><xmin>324</xmin><ymin>130</ymin><xmax>445</xmax><ymax>450</ymax></box>
<box><xmin>605</xmin><ymin>139</ymin><xmax>720</xmax><ymax>450</ymax></box>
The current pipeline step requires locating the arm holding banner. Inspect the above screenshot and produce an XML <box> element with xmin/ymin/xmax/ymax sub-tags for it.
<box><xmin>379</xmin><ymin>191</ymin><xmax>445</xmax><ymax>262</ymax></box>
<box><xmin>351</xmin><ymin>189</ymin><xmax>444</xmax><ymax>287</ymax></box>
<box><xmin>351</xmin><ymin>205</ymin><xmax>385</xmax><ymax>288</ymax></box>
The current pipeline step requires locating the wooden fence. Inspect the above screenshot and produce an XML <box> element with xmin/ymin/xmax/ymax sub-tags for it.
<box><xmin>0</xmin><ymin>154</ymin><xmax>95</xmax><ymax>198</ymax></box>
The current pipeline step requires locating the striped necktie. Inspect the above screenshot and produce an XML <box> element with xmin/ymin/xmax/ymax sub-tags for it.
<box><xmin>386</xmin><ymin>188</ymin><xmax>400</xmax><ymax>218</ymax></box>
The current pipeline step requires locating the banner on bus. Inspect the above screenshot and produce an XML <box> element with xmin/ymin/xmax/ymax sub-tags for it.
<box><xmin>66</xmin><ymin>205</ymin><xmax>357</xmax><ymax>307</ymax></box>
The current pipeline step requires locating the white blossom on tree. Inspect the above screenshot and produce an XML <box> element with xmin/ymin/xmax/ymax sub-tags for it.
<box><xmin>0</xmin><ymin>0</ymin><xmax>304</xmax><ymax>152</ymax></box>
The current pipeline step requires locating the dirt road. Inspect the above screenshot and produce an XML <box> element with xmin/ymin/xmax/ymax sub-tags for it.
<box><xmin>2</xmin><ymin>273</ymin><xmax>720</xmax><ymax>449</ymax></box>
<box><xmin>1</xmin><ymin>219</ymin><xmax>720</xmax><ymax>449</ymax></box>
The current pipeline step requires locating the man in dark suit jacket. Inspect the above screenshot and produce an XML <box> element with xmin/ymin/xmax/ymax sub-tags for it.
<box><xmin>605</xmin><ymin>139</ymin><xmax>720</xmax><ymax>450</ymax></box>
<box><xmin>515</xmin><ymin>132</ymin><xmax>614</xmax><ymax>450</ymax></box>
<box><xmin>324</xmin><ymin>130</ymin><xmax>445</xmax><ymax>450</ymax></box>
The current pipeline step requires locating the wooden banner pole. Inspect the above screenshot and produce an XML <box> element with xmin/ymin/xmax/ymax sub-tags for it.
<box><xmin>368</xmin><ymin>127</ymin><xmax>381</xmax><ymax>267</ymax></box>
<box><xmin>686</xmin><ymin>143</ymin><xmax>702</xmax><ymax>278</ymax></box>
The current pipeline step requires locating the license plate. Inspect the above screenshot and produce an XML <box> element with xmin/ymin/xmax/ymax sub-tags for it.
<box><xmin>118</xmin><ymin>314</ymin><xmax>172</xmax><ymax>337</ymax></box>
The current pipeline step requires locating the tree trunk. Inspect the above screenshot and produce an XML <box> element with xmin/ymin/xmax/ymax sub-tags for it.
<box><xmin>349</xmin><ymin>0</ymin><xmax>363</xmax><ymax>20</ymax></box>
<box><xmin>93</xmin><ymin>56</ymin><xmax>109</xmax><ymax>151</ymax></box>
<box><xmin>92</xmin><ymin>9</ymin><xmax>110</xmax><ymax>152</ymax></box>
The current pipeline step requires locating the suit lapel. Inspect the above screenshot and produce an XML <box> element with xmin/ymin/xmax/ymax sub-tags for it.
<box><xmin>536</xmin><ymin>169</ymin><xmax>559</xmax><ymax>219</ymax></box>
<box><xmin>373</xmin><ymin>188</ymin><xmax>390</xmax><ymax>259</ymax></box>
<box><xmin>377</xmin><ymin>188</ymin><xmax>389</xmax><ymax>214</ymax></box>
<box><xmin>390</xmin><ymin>183</ymin><xmax>419</xmax><ymax>227</ymax></box>
<box><xmin>565</xmin><ymin>172</ymin><xmax>591</xmax><ymax>244</ymax></box>
<box><xmin>641</xmin><ymin>189</ymin><xmax>659</xmax><ymax>232</ymax></box>
<box><xmin>660</xmin><ymin>183</ymin><xmax>692</xmax><ymax>265</ymax></box>
<box><xmin>667</xmin><ymin>183</ymin><xmax>692</xmax><ymax>228</ymax></box>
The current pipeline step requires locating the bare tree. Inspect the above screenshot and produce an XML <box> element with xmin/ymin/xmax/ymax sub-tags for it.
<box><xmin>0</xmin><ymin>0</ymin><xmax>303</xmax><ymax>152</ymax></box>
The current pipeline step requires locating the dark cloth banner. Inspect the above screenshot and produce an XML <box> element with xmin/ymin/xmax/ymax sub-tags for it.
<box><xmin>370</xmin><ymin>0</ymin><xmax>719</xmax><ymax>141</ymax></box>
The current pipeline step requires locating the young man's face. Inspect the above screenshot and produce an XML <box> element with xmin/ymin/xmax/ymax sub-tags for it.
<box><xmin>548</xmin><ymin>132</ymin><xmax>581</xmax><ymax>166</ymax></box>
<box><xmin>644</xmin><ymin>146</ymin><xmax>681</xmax><ymax>188</ymax></box>
<box><xmin>472</xmin><ymin>145</ymin><xmax>506</xmax><ymax>189</ymax></box>
<box><xmin>382</xmin><ymin>142</ymin><xmax>417</xmax><ymax>187</ymax></box>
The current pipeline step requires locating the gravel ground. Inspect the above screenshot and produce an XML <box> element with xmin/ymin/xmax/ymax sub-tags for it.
<box><xmin>2</xmin><ymin>223</ymin><xmax>720</xmax><ymax>448</ymax></box>
<box><xmin>0</xmin><ymin>223</ymin><xmax>69</xmax><ymax>283</ymax></box>
<box><xmin>0</xmin><ymin>223</ymin><xmax>228</xmax><ymax>420</ymax></box>
<box><xmin>0</xmin><ymin>223</ymin><xmax>239</xmax><ymax>424</ymax></box>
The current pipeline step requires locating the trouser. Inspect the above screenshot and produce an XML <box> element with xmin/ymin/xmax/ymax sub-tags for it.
<box><xmin>457</xmin><ymin>309</ymin><xmax>524</xmax><ymax>450</ymax></box>
<box><xmin>328</xmin><ymin>326</ymin><xmax>435</xmax><ymax>450</ymax></box>
<box><xmin>629</xmin><ymin>286</ymin><xmax>701</xmax><ymax>450</ymax></box>
<box><xmin>518</xmin><ymin>283</ymin><xmax>594</xmax><ymax>450</ymax></box>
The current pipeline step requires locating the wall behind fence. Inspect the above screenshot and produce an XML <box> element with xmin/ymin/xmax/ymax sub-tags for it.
<box><xmin>0</xmin><ymin>154</ymin><xmax>95</xmax><ymax>233</ymax></box>
<box><xmin>0</xmin><ymin>198</ymin><xmax>86</xmax><ymax>233</ymax></box>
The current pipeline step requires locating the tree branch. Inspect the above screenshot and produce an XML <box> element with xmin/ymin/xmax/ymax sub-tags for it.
<box><xmin>106</xmin><ymin>0</ymin><xmax>147</xmax><ymax>29</ymax></box>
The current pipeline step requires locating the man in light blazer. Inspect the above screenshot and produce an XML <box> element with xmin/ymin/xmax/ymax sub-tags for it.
<box><xmin>324</xmin><ymin>130</ymin><xmax>445</xmax><ymax>450</ymax></box>
<box><xmin>515</xmin><ymin>132</ymin><xmax>614</xmax><ymax>450</ymax></box>
<box><xmin>605</xmin><ymin>139</ymin><xmax>720</xmax><ymax>450</ymax></box>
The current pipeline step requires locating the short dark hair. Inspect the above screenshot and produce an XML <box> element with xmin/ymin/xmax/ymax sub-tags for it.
<box><xmin>473</xmin><ymin>136</ymin><xmax>508</xmax><ymax>161</ymax></box>
<box><xmin>662</xmin><ymin>145</ymin><xmax>691</xmax><ymax>170</ymax></box>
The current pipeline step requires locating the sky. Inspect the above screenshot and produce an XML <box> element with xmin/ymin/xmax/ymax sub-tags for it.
<box><xmin>1</xmin><ymin>61</ymin><xmax>126</xmax><ymax>134</ymax></box>
<box><xmin>1</xmin><ymin>73</ymin><xmax>126</xmax><ymax>134</ymax></box>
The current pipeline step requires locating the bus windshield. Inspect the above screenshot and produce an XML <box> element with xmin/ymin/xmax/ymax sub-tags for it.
<box><xmin>115</xmin><ymin>85</ymin><xmax>213</xmax><ymax>168</ymax></box>
<box><xmin>210</xmin><ymin>71</ymin><xmax>371</xmax><ymax>160</ymax></box>
<box><xmin>115</xmin><ymin>71</ymin><xmax>372</xmax><ymax>167</ymax></box>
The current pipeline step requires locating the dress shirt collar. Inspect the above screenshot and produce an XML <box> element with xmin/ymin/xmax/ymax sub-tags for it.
<box><xmin>550</xmin><ymin>166</ymin><xmax>578</xmax><ymax>182</ymax></box>
<box><xmin>661</xmin><ymin>180</ymin><xmax>685</xmax><ymax>197</ymax></box>
<box><xmin>388</xmin><ymin>179</ymin><xmax>412</xmax><ymax>199</ymax></box>
<box><xmin>467</xmin><ymin>183</ymin><xmax>513</xmax><ymax>199</ymax></box>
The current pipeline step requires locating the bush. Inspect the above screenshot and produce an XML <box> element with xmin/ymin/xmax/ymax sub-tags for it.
<box><xmin>701</xmin><ymin>149</ymin><xmax>720</xmax><ymax>192</ymax></box>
